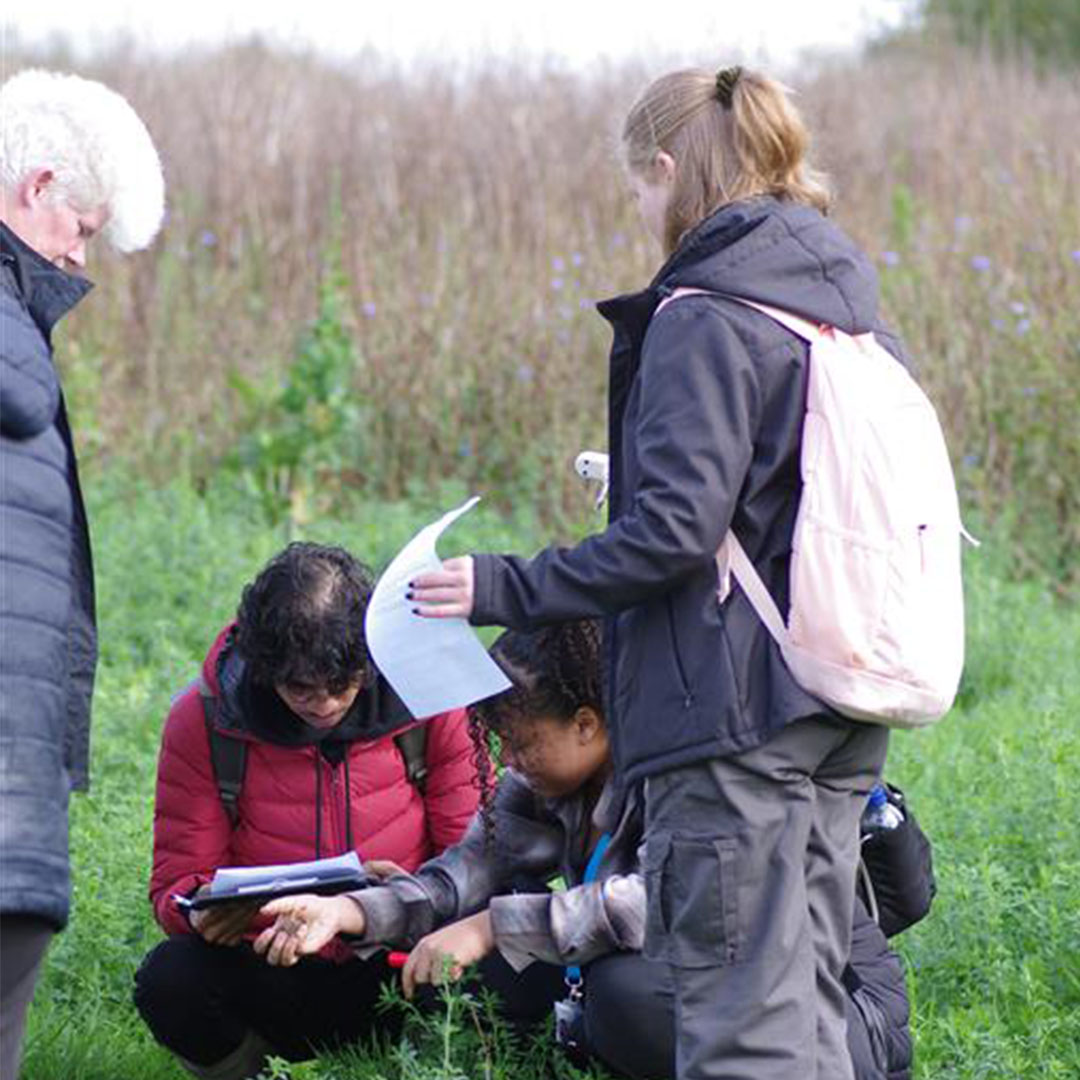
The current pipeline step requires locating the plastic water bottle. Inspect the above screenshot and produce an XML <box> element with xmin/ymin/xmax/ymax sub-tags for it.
<box><xmin>862</xmin><ymin>783</ymin><xmax>904</xmax><ymax>833</ymax></box>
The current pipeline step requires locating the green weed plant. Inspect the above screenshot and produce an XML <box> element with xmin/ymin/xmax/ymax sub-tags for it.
<box><xmin>225</xmin><ymin>248</ymin><xmax>365</xmax><ymax>535</ymax></box>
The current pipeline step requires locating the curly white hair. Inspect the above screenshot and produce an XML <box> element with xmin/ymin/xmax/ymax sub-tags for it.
<box><xmin>1</xmin><ymin>68</ymin><xmax>165</xmax><ymax>252</ymax></box>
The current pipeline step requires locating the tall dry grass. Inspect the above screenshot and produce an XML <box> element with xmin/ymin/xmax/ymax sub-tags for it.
<box><xmin>7</xmin><ymin>36</ymin><xmax>1080</xmax><ymax>588</ymax></box>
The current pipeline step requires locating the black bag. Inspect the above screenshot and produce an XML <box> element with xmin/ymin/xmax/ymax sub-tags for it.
<box><xmin>859</xmin><ymin>783</ymin><xmax>936</xmax><ymax>938</ymax></box>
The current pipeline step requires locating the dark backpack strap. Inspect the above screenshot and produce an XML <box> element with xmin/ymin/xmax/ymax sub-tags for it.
<box><xmin>198</xmin><ymin>677</ymin><xmax>246</xmax><ymax>828</ymax></box>
<box><xmin>393</xmin><ymin>724</ymin><xmax>429</xmax><ymax>794</ymax></box>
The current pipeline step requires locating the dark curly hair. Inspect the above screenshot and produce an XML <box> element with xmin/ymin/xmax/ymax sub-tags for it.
<box><xmin>234</xmin><ymin>542</ymin><xmax>375</xmax><ymax>693</ymax></box>
<box><xmin>468</xmin><ymin>619</ymin><xmax>603</xmax><ymax>842</ymax></box>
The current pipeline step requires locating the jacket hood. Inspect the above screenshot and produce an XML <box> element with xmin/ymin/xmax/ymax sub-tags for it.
<box><xmin>200</xmin><ymin>625</ymin><xmax>415</xmax><ymax>746</ymax></box>
<box><xmin>0</xmin><ymin>222</ymin><xmax>93</xmax><ymax>339</ymax></box>
<box><xmin>652</xmin><ymin>197</ymin><xmax>881</xmax><ymax>334</ymax></box>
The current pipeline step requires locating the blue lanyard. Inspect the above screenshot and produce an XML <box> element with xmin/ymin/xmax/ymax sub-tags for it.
<box><xmin>565</xmin><ymin>832</ymin><xmax>612</xmax><ymax>986</ymax></box>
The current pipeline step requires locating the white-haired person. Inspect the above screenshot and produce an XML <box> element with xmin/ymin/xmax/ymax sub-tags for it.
<box><xmin>0</xmin><ymin>68</ymin><xmax>164</xmax><ymax>1076</ymax></box>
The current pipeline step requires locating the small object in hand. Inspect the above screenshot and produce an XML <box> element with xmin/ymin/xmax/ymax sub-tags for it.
<box><xmin>574</xmin><ymin>450</ymin><xmax>610</xmax><ymax>509</ymax></box>
<box><xmin>387</xmin><ymin>951</ymin><xmax>410</xmax><ymax>969</ymax></box>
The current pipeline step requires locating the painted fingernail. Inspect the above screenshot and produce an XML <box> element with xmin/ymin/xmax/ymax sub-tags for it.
<box><xmin>405</xmin><ymin>591</ymin><xmax>415</xmax><ymax>601</ymax></box>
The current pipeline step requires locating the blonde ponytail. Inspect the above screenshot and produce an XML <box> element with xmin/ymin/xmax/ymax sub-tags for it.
<box><xmin>622</xmin><ymin>66</ymin><xmax>831</xmax><ymax>255</ymax></box>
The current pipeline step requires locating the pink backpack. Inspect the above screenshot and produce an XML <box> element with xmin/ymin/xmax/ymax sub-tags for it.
<box><xmin>658</xmin><ymin>289</ymin><xmax>969</xmax><ymax>728</ymax></box>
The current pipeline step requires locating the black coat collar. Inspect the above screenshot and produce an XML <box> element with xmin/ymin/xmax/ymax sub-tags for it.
<box><xmin>0</xmin><ymin>222</ymin><xmax>93</xmax><ymax>340</ymax></box>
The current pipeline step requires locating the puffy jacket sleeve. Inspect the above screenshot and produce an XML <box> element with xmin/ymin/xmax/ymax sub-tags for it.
<box><xmin>0</xmin><ymin>283</ymin><xmax>60</xmax><ymax>439</ymax></box>
<box><xmin>420</xmin><ymin>708</ymin><xmax>482</xmax><ymax>853</ymax></box>
<box><xmin>148</xmin><ymin>686</ymin><xmax>233</xmax><ymax>935</ymax></box>
<box><xmin>472</xmin><ymin>301</ymin><xmax>761</xmax><ymax>626</ymax></box>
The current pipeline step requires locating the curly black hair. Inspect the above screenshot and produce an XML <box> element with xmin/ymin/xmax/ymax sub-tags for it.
<box><xmin>468</xmin><ymin>619</ymin><xmax>603</xmax><ymax>842</ymax></box>
<box><xmin>234</xmin><ymin>542</ymin><xmax>375</xmax><ymax>693</ymax></box>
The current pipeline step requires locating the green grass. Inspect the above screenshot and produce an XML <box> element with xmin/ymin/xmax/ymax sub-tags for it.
<box><xmin>19</xmin><ymin>477</ymin><xmax>1080</xmax><ymax>1079</ymax></box>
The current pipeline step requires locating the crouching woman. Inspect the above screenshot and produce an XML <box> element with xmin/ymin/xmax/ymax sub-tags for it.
<box><xmin>253</xmin><ymin>620</ymin><xmax>929</xmax><ymax>1080</ymax></box>
<box><xmin>133</xmin><ymin>543</ymin><xmax>483</xmax><ymax>1080</ymax></box>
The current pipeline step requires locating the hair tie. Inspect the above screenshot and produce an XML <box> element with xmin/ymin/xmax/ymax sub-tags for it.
<box><xmin>715</xmin><ymin>66</ymin><xmax>742</xmax><ymax>109</ymax></box>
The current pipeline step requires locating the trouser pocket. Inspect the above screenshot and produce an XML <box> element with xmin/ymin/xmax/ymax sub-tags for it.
<box><xmin>644</xmin><ymin>832</ymin><xmax>741</xmax><ymax>969</ymax></box>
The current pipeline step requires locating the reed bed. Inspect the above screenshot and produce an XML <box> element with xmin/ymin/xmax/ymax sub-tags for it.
<box><xmin>9</xmin><ymin>36</ymin><xmax>1080</xmax><ymax>589</ymax></box>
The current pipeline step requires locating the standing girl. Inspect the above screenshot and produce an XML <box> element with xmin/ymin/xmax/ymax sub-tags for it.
<box><xmin>410</xmin><ymin>65</ymin><xmax>907</xmax><ymax>1079</ymax></box>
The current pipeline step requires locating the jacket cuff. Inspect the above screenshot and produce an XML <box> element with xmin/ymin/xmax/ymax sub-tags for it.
<box><xmin>489</xmin><ymin>893</ymin><xmax>558</xmax><ymax>972</ymax></box>
<box><xmin>470</xmin><ymin>554</ymin><xmax>498</xmax><ymax>626</ymax></box>
<box><xmin>350</xmin><ymin>885</ymin><xmax>409</xmax><ymax>947</ymax></box>
<box><xmin>159</xmin><ymin>876</ymin><xmax>210</xmax><ymax>936</ymax></box>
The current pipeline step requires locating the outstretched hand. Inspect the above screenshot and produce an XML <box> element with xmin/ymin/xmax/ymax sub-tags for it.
<box><xmin>401</xmin><ymin>909</ymin><xmax>494</xmax><ymax>999</ymax></box>
<box><xmin>253</xmin><ymin>894</ymin><xmax>365</xmax><ymax>967</ymax></box>
<box><xmin>408</xmin><ymin>556</ymin><xmax>475</xmax><ymax>620</ymax></box>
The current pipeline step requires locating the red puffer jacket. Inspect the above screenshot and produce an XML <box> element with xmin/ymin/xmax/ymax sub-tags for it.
<box><xmin>149</xmin><ymin>627</ymin><xmax>481</xmax><ymax>941</ymax></box>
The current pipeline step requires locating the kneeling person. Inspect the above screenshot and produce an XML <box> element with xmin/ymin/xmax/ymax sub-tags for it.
<box><xmin>134</xmin><ymin>543</ymin><xmax>482</xmax><ymax>1079</ymax></box>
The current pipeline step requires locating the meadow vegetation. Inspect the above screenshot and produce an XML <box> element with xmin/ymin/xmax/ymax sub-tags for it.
<box><xmin>9</xmin><ymin>30</ymin><xmax>1080</xmax><ymax>589</ymax></box>
<box><xmin>7</xmin><ymin>15</ymin><xmax>1080</xmax><ymax>1080</ymax></box>
<box><xmin>19</xmin><ymin>478</ymin><xmax>1080</xmax><ymax>1079</ymax></box>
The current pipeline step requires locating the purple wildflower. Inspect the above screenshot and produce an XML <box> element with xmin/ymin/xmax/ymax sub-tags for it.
<box><xmin>552</xmin><ymin>255</ymin><xmax>566</xmax><ymax>272</ymax></box>
<box><xmin>550</xmin><ymin>277</ymin><xmax>564</xmax><ymax>291</ymax></box>
<box><xmin>970</xmin><ymin>255</ymin><xmax>992</xmax><ymax>272</ymax></box>
<box><xmin>963</xmin><ymin>453</ymin><xmax>981</xmax><ymax>468</ymax></box>
<box><xmin>1071</xmin><ymin>250</ymin><xmax>1080</xmax><ymax>264</ymax></box>
<box><xmin>362</xmin><ymin>301</ymin><xmax>377</xmax><ymax>318</ymax></box>
<box><xmin>516</xmin><ymin>363</ymin><xmax>535</xmax><ymax>384</ymax></box>
<box><xmin>881</xmin><ymin>251</ymin><xmax>901</xmax><ymax>267</ymax></box>
<box><xmin>1016</xmin><ymin>319</ymin><xmax>1031</xmax><ymax>336</ymax></box>
<box><xmin>953</xmin><ymin>215</ymin><xmax>973</xmax><ymax>233</ymax></box>
<box><xmin>571</xmin><ymin>252</ymin><xmax>584</xmax><ymax>267</ymax></box>
<box><xmin>1009</xmin><ymin>301</ymin><xmax>1027</xmax><ymax>315</ymax></box>
<box><xmin>199</xmin><ymin>229</ymin><xmax>217</xmax><ymax>248</ymax></box>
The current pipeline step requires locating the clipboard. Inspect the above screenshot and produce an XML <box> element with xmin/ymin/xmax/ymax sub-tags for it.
<box><xmin>174</xmin><ymin>852</ymin><xmax>370</xmax><ymax>911</ymax></box>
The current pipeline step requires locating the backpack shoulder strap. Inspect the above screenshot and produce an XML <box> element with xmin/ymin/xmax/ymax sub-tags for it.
<box><xmin>722</xmin><ymin>531</ymin><xmax>790</xmax><ymax>649</ymax></box>
<box><xmin>655</xmin><ymin>287</ymin><xmax>829</xmax><ymax>344</ymax></box>
<box><xmin>393</xmin><ymin>724</ymin><xmax>429</xmax><ymax>795</ymax></box>
<box><xmin>197</xmin><ymin>675</ymin><xmax>246</xmax><ymax>827</ymax></box>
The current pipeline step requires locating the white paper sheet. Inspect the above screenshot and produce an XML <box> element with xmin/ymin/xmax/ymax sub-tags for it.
<box><xmin>365</xmin><ymin>496</ymin><xmax>511</xmax><ymax>719</ymax></box>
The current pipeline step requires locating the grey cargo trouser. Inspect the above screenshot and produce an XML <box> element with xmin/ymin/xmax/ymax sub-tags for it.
<box><xmin>643</xmin><ymin>714</ymin><xmax>889</xmax><ymax>1080</ymax></box>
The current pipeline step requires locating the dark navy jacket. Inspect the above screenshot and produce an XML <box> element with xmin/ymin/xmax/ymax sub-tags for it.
<box><xmin>472</xmin><ymin>198</ymin><xmax>906</xmax><ymax>782</ymax></box>
<box><xmin>0</xmin><ymin>223</ymin><xmax>96</xmax><ymax>930</ymax></box>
